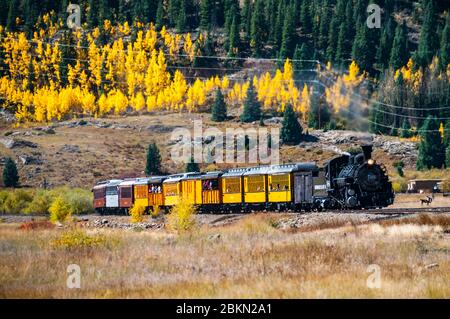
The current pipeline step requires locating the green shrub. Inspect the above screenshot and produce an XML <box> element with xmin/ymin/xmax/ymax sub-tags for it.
<box><xmin>0</xmin><ymin>187</ymin><xmax>93</xmax><ymax>216</ymax></box>
<box><xmin>63</xmin><ymin>188</ymin><xmax>94</xmax><ymax>215</ymax></box>
<box><xmin>24</xmin><ymin>189</ymin><xmax>55</xmax><ymax>214</ymax></box>
<box><xmin>1</xmin><ymin>189</ymin><xmax>32</xmax><ymax>214</ymax></box>
<box><xmin>0</xmin><ymin>190</ymin><xmax>10</xmax><ymax>213</ymax></box>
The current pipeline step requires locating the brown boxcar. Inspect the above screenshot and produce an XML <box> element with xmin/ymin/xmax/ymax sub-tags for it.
<box><xmin>93</xmin><ymin>181</ymin><xmax>108</xmax><ymax>211</ymax></box>
<box><xmin>118</xmin><ymin>179</ymin><xmax>136</xmax><ymax>210</ymax></box>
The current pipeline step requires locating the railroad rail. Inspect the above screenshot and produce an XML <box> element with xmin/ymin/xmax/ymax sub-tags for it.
<box><xmin>315</xmin><ymin>206</ymin><xmax>450</xmax><ymax>215</ymax></box>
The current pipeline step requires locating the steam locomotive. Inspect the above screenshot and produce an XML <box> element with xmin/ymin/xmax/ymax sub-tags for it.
<box><xmin>318</xmin><ymin>145</ymin><xmax>395</xmax><ymax>210</ymax></box>
<box><xmin>93</xmin><ymin>145</ymin><xmax>394</xmax><ymax>214</ymax></box>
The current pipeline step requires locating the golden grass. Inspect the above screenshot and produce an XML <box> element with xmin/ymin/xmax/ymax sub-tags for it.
<box><xmin>0</xmin><ymin>213</ymin><xmax>449</xmax><ymax>298</ymax></box>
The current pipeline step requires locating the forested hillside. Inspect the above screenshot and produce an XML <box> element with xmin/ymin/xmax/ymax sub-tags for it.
<box><xmin>0</xmin><ymin>0</ymin><xmax>449</xmax><ymax>169</ymax></box>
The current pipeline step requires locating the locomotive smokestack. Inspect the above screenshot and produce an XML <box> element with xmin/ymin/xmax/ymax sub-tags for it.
<box><xmin>361</xmin><ymin>144</ymin><xmax>373</xmax><ymax>160</ymax></box>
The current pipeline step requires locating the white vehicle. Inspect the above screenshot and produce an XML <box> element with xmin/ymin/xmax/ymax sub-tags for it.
<box><xmin>105</xmin><ymin>179</ymin><xmax>122</xmax><ymax>210</ymax></box>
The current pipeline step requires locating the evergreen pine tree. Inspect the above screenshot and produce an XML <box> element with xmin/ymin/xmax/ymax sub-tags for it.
<box><xmin>6</xmin><ymin>0</ymin><xmax>20</xmax><ymax>31</ymax></box>
<box><xmin>308</xmin><ymin>94</ymin><xmax>331</xmax><ymax>129</ymax></box>
<box><xmin>318</xmin><ymin>5</ymin><xmax>331</xmax><ymax>50</ymax></box>
<box><xmin>443</xmin><ymin>120</ymin><xmax>450</xmax><ymax>148</ymax></box>
<box><xmin>369</xmin><ymin>104</ymin><xmax>388</xmax><ymax>135</ymax></box>
<box><xmin>416</xmin><ymin>0</ymin><xmax>438</xmax><ymax>67</ymax></box>
<box><xmin>118</xmin><ymin>0</ymin><xmax>131</xmax><ymax>23</ymax></box>
<box><xmin>250</xmin><ymin>0</ymin><xmax>266</xmax><ymax>57</ymax></box>
<box><xmin>416</xmin><ymin>116</ymin><xmax>446</xmax><ymax>170</ymax></box>
<box><xmin>273</xmin><ymin>0</ymin><xmax>284</xmax><ymax>51</ymax></box>
<box><xmin>167</xmin><ymin>0</ymin><xmax>179</xmax><ymax>27</ymax></box>
<box><xmin>176</xmin><ymin>0</ymin><xmax>187</xmax><ymax>32</ymax></box>
<box><xmin>446</xmin><ymin>145</ymin><xmax>450</xmax><ymax>168</ymax></box>
<box><xmin>293</xmin><ymin>44</ymin><xmax>301</xmax><ymax>71</ymax></box>
<box><xmin>335</xmin><ymin>22</ymin><xmax>348</xmax><ymax>66</ymax></box>
<box><xmin>279</xmin><ymin>6</ymin><xmax>296</xmax><ymax>61</ymax></box>
<box><xmin>99</xmin><ymin>0</ymin><xmax>112</xmax><ymax>24</ymax></box>
<box><xmin>293</xmin><ymin>43</ymin><xmax>310</xmax><ymax>72</ymax></box>
<box><xmin>300</xmin><ymin>0</ymin><xmax>312</xmax><ymax>34</ymax></box>
<box><xmin>145</xmin><ymin>143</ymin><xmax>162</xmax><ymax>175</ymax></box>
<box><xmin>240</xmin><ymin>82</ymin><xmax>261</xmax><ymax>123</ymax></box>
<box><xmin>389</xmin><ymin>21</ymin><xmax>409</xmax><ymax>70</ymax></box>
<box><xmin>24</xmin><ymin>0</ymin><xmax>38</xmax><ymax>36</ymax></box>
<box><xmin>200</xmin><ymin>0</ymin><xmax>212</xmax><ymax>30</ymax></box>
<box><xmin>353</xmin><ymin>0</ymin><xmax>368</xmax><ymax>24</ymax></box>
<box><xmin>241</xmin><ymin>0</ymin><xmax>252</xmax><ymax>38</ymax></box>
<box><xmin>186</xmin><ymin>156</ymin><xmax>200</xmax><ymax>172</ymax></box>
<box><xmin>344</xmin><ymin>0</ymin><xmax>355</xmax><ymax>39</ymax></box>
<box><xmin>439</xmin><ymin>13</ymin><xmax>450</xmax><ymax>71</ymax></box>
<box><xmin>155</xmin><ymin>0</ymin><xmax>165</xmax><ymax>30</ymax></box>
<box><xmin>326</xmin><ymin>14</ymin><xmax>340</xmax><ymax>62</ymax></box>
<box><xmin>88</xmin><ymin>0</ymin><xmax>99</xmax><ymax>27</ymax></box>
<box><xmin>352</xmin><ymin>18</ymin><xmax>372</xmax><ymax>71</ymax></box>
<box><xmin>228</xmin><ymin>15</ymin><xmax>240</xmax><ymax>57</ymax></box>
<box><xmin>400</xmin><ymin>119</ymin><xmax>412</xmax><ymax>138</ymax></box>
<box><xmin>211</xmin><ymin>88</ymin><xmax>227</xmax><ymax>122</ymax></box>
<box><xmin>266</xmin><ymin>0</ymin><xmax>277</xmax><ymax>44</ymax></box>
<box><xmin>281</xmin><ymin>104</ymin><xmax>303</xmax><ymax>145</ymax></box>
<box><xmin>3</xmin><ymin>157</ymin><xmax>19</xmax><ymax>188</ymax></box>
<box><xmin>376</xmin><ymin>18</ymin><xmax>394</xmax><ymax>70</ymax></box>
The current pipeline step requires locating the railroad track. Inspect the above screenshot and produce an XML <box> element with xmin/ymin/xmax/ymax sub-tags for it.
<box><xmin>329</xmin><ymin>206</ymin><xmax>450</xmax><ymax>215</ymax></box>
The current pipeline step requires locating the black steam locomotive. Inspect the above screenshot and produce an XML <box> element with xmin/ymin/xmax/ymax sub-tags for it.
<box><xmin>321</xmin><ymin>145</ymin><xmax>395</xmax><ymax>209</ymax></box>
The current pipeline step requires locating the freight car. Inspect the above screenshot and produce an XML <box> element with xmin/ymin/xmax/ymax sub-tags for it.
<box><xmin>93</xmin><ymin>145</ymin><xmax>394</xmax><ymax>214</ymax></box>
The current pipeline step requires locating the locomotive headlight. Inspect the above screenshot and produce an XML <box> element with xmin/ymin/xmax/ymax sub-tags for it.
<box><xmin>368</xmin><ymin>159</ymin><xmax>375</xmax><ymax>165</ymax></box>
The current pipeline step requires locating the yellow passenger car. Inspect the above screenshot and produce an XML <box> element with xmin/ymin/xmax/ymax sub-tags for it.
<box><xmin>243</xmin><ymin>166</ymin><xmax>269</xmax><ymax>204</ymax></box>
<box><xmin>162</xmin><ymin>174</ymin><xmax>185</xmax><ymax>206</ymax></box>
<box><xmin>200</xmin><ymin>171</ymin><xmax>223</xmax><ymax>206</ymax></box>
<box><xmin>180</xmin><ymin>173</ymin><xmax>202</xmax><ymax>205</ymax></box>
<box><xmin>135</xmin><ymin>177</ymin><xmax>166</xmax><ymax>210</ymax></box>
<box><xmin>267</xmin><ymin>165</ymin><xmax>293</xmax><ymax>203</ymax></box>
<box><xmin>221</xmin><ymin>168</ymin><xmax>247</xmax><ymax>205</ymax></box>
<box><xmin>133</xmin><ymin>177</ymin><xmax>151</xmax><ymax>208</ymax></box>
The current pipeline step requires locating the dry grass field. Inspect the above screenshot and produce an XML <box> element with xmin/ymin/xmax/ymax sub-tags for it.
<box><xmin>0</xmin><ymin>213</ymin><xmax>449</xmax><ymax>298</ymax></box>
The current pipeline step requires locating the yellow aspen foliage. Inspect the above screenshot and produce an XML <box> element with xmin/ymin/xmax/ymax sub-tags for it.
<box><xmin>439</xmin><ymin>122</ymin><xmax>444</xmax><ymax>139</ymax></box>
<box><xmin>98</xmin><ymin>93</ymin><xmax>110</xmax><ymax>116</ymax></box>
<box><xmin>0</xmin><ymin>21</ymin><xmax>316</xmax><ymax>122</ymax></box>
<box><xmin>183</xmin><ymin>33</ymin><xmax>195</xmax><ymax>61</ymax></box>
<box><xmin>343</xmin><ymin>61</ymin><xmax>364</xmax><ymax>86</ymax></box>
<box><xmin>298</xmin><ymin>84</ymin><xmax>310</xmax><ymax>120</ymax></box>
<box><xmin>131</xmin><ymin>92</ymin><xmax>146</xmax><ymax>112</ymax></box>
<box><xmin>146</xmin><ymin>95</ymin><xmax>157</xmax><ymax>111</ymax></box>
<box><xmin>107</xmin><ymin>89</ymin><xmax>128</xmax><ymax>114</ymax></box>
<box><xmin>326</xmin><ymin>61</ymin><xmax>364</xmax><ymax>113</ymax></box>
<box><xmin>221</xmin><ymin>76</ymin><xmax>230</xmax><ymax>90</ymax></box>
<box><xmin>143</xmin><ymin>24</ymin><xmax>158</xmax><ymax>52</ymax></box>
<box><xmin>325</xmin><ymin>77</ymin><xmax>351</xmax><ymax>112</ymax></box>
<box><xmin>81</xmin><ymin>90</ymin><xmax>97</xmax><ymax>116</ymax></box>
<box><xmin>88</xmin><ymin>37</ymin><xmax>103</xmax><ymax>90</ymax></box>
<box><xmin>395</xmin><ymin>58</ymin><xmax>423</xmax><ymax>91</ymax></box>
<box><xmin>68</xmin><ymin>61</ymin><xmax>81</xmax><ymax>88</ymax></box>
